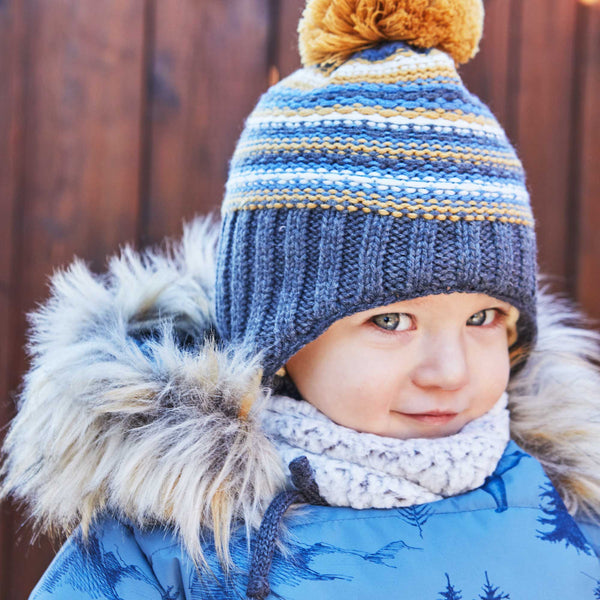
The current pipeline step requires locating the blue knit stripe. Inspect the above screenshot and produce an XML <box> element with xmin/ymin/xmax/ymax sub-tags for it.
<box><xmin>229</xmin><ymin>154</ymin><xmax>525</xmax><ymax>186</ymax></box>
<box><xmin>240</xmin><ymin>122</ymin><xmax>511</xmax><ymax>148</ymax></box>
<box><xmin>233</xmin><ymin>143</ymin><xmax>520</xmax><ymax>169</ymax></box>
<box><xmin>352</xmin><ymin>40</ymin><xmax>429</xmax><ymax>62</ymax></box>
<box><xmin>251</xmin><ymin>104</ymin><xmax>498</xmax><ymax>127</ymax></box>
<box><xmin>263</xmin><ymin>85</ymin><xmax>490</xmax><ymax>112</ymax></box>
<box><xmin>273</xmin><ymin>78</ymin><xmax>468</xmax><ymax>99</ymax></box>
<box><xmin>232</xmin><ymin>144</ymin><xmax>523</xmax><ymax>178</ymax></box>
<box><xmin>261</xmin><ymin>94</ymin><xmax>494</xmax><ymax>121</ymax></box>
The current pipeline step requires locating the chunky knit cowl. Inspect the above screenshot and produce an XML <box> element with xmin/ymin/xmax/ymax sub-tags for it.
<box><xmin>260</xmin><ymin>392</ymin><xmax>510</xmax><ymax>509</ymax></box>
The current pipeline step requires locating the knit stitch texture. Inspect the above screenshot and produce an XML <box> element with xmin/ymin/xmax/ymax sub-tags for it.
<box><xmin>215</xmin><ymin>41</ymin><xmax>537</xmax><ymax>376</ymax></box>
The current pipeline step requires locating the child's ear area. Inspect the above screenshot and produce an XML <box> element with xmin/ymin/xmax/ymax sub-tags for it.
<box><xmin>506</xmin><ymin>305</ymin><xmax>535</xmax><ymax>375</ymax></box>
<box><xmin>271</xmin><ymin>363</ymin><xmax>304</xmax><ymax>400</ymax></box>
<box><xmin>506</xmin><ymin>305</ymin><xmax>520</xmax><ymax>347</ymax></box>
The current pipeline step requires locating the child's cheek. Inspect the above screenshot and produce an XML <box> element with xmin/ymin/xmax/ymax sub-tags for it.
<box><xmin>467</xmin><ymin>338</ymin><xmax>511</xmax><ymax>416</ymax></box>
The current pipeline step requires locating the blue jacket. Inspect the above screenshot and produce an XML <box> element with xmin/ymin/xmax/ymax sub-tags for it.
<box><xmin>31</xmin><ymin>441</ymin><xmax>600</xmax><ymax>599</ymax></box>
<box><xmin>2</xmin><ymin>218</ymin><xmax>600</xmax><ymax>599</ymax></box>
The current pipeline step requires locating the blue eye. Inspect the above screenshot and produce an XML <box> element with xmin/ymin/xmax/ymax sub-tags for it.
<box><xmin>467</xmin><ymin>309</ymin><xmax>497</xmax><ymax>326</ymax></box>
<box><xmin>371</xmin><ymin>313</ymin><xmax>412</xmax><ymax>332</ymax></box>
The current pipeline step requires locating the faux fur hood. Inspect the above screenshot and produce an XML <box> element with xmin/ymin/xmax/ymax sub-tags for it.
<box><xmin>2</xmin><ymin>215</ymin><xmax>600</xmax><ymax>564</ymax></box>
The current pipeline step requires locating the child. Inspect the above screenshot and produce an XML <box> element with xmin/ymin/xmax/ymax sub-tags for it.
<box><xmin>3</xmin><ymin>0</ymin><xmax>600</xmax><ymax>598</ymax></box>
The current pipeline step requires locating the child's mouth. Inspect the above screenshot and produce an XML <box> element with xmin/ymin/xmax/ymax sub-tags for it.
<box><xmin>400</xmin><ymin>412</ymin><xmax>459</xmax><ymax>425</ymax></box>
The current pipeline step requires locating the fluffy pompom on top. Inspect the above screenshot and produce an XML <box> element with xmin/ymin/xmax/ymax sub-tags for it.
<box><xmin>298</xmin><ymin>0</ymin><xmax>484</xmax><ymax>68</ymax></box>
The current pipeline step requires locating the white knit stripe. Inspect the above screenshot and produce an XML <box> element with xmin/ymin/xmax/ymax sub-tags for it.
<box><xmin>247</xmin><ymin>112</ymin><xmax>505</xmax><ymax>136</ymax></box>
<box><xmin>285</xmin><ymin>51</ymin><xmax>455</xmax><ymax>86</ymax></box>
<box><xmin>225</xmin><ymin>171</ymin><xmax>532</xmax><ymax>205</ymax></box>
<box><xmin>284</xmin><ymin>68</ymin><xmax>329</xmax><ymax>87</ymax></box>
<box><xmin>334</xmin><ymin>51</ymin><xmax>455</xmax><ymax>77</ymax></box>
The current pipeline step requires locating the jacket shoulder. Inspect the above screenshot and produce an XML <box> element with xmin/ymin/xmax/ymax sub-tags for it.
<box><xmin>30</xmin><ymin>518</ymin><xmax>172</xmax><ymax>600</ymax></box>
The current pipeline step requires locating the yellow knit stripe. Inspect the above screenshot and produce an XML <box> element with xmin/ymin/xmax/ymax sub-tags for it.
<box><xmin>224</xmin><ymin>196</ymin><xmax>533</xmax><ymax>226</ymax></box>
<box><xmin>329</xmin><ymin>66</ymin><xmax>461</xmax><ymax>85</ymax></box>
<box><xmin>252</xmin><ymin>103</ymin><xmax>496</xmax><ymax>126</ymax></box>
<box><xmin>226</xmin><ymin>189</ymin><xmax>531</xmax><ymax>213</ymax></box>
<box><xmin>234</xmin><ymin>139</ymin><xmax>521</xmax><ymax>168</ymax></box>
<box><xmin>224</xmin><ymin>190</ymin><xmax>534</xmax><ymax>225</ymax></box>
<box><xmin>286</xmin><ymin>65</ymin><xmax>460</xmax><ymax>89</ymax></box>
<box><xmin>239</xmin><ymin>136</ymin><xmax>515</xmax><ymax>159</ymax></box>
<box><xmin>283</xmin><ymin>76</ymin><xmax>459</xmax><ymax>91</ymax></box>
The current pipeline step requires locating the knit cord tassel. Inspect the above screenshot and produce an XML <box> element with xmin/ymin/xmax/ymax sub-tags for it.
<box><xmin>246</xmin><ymin>456</ymin><xmax>327</xmax><ymax>600</ymax></box>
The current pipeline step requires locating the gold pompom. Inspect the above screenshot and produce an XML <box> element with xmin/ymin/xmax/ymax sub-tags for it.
<box><xmin>298</xmin><ymin>0</ymin><xmax>484</xmax><ymax>68</ymax></box>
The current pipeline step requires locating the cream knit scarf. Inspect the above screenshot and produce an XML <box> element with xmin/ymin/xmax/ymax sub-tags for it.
<box><xmin>260</xmin><ymin>393</ymin><xmax>510</xmax><ymax>509</ymax></box>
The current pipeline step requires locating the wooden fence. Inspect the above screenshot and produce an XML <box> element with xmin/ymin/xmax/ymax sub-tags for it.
<box><xmin>1</xmin><ymin>0</ymin><xmax>598</xmax><ymax>597</ymax></box>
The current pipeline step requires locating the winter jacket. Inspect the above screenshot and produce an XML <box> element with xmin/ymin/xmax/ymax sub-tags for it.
<box><xmin>2</xmin><ymin>217</ymin><xmax>600</xmax><ymax>599</ymax></box>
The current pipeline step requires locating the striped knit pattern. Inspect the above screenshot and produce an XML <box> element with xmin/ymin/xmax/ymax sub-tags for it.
<box><xmin>216</xmin><ymin>41</ymin><xmax>537</xmax><ymax>376</ymax></box>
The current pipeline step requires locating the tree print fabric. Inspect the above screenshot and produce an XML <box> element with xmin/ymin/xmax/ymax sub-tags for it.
<box><xmin>31</xmin><ymin>442</ymin><xmax>600</xmax><ymax>600</ymax></box>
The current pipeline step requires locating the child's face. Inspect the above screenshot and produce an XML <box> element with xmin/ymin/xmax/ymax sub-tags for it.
<box><xmin>285</xmin><ymin>293</ymin><xmax>515</xmax><ymax>439</ymax></box>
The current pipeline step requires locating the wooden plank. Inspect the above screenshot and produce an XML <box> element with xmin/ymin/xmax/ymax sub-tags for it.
<box><xmin>144</xmin><ymin>0</ymin><xmax>272</xmax><ymax>244</ymax></box>
<box><xmin>15</xmin><ymin>0</ymin><xmax>147</xmax><ymax>365</ymax></box>
<box><xmin>0</xmin><ymin>2</ymin><xmax>22</xmax><ymax>424</ymax></box>
<box><xmin>18</xmin><ymin>0</ymin><xmax>146</xmax><ymax>279</ymax></box>
<box><xmin>272</xmin><ymin>0</ymin><xmax>304</xmax><ymax>80</ymax></box>
<box><xmin>459</xmin><ymin>0</ymin><xmax>513</xmax><ymax>137</ymax></box>
<box><xmin>0</xmin><ymin>0</ymin><xmax>24</xmax><ymax>594</ymax></box>
<box><xmin>574</xmin><ymin>3</ymin><xmax>600</xmax><ymax>321</ymax></box>
<box><xmin>0</xmin><ymin>1</ymin><xmax>51</xmax><ymax>597</ymax></box>
<box><xmin>5</xmin><ymin>1</ymin><xmax>147</xmax><ymax>597</ymax></box>
<box><xmin>514</xmin><ymin>0</ymin><xmax>578</xmax><ymax>290</ymax></box>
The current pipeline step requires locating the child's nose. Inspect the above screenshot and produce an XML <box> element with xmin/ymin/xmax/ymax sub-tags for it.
<box><xmin>411</xmin><ymin>333</ymin><xmax>469</xmax><ymax>391</ymax></box>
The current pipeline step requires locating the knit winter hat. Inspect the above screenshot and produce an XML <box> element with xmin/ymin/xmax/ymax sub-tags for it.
<box><xmin>215</xmin><ymin>0</ymin><xmax>537</xmax><ymax>377</ymax></box>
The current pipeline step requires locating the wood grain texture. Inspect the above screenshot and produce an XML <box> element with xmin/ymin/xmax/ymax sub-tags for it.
<box><xmin>0</xmin><ymin>1</ymin><xmax>24</xmax><ymax>596</ymax></box>
<box><xmin>143</xmin><ymin>0</ymin><xmax>272</xmax><ymax>244</ymax></box>
<box><xmin>574</xmin><ymin>3</ymin><xmax>600</xmax><ymax>320</ymax></box>
<box><xmin>515</xmin><ymin>0</ymin><xmax>578</xmax><ymax>288</ymax></box>
<box><xmin>272</xmin><ymin>0</ymin><xmax>304</xmax><ymax>79</ymax></box>
<box><xmin>459</xmin><ymin>0</ymin><xmax>513</xmax><ymax>135</ymax></box>
<box><xmin>3</xmin><ymin>1</ymin><xmax>147</xmax><ymax>597</ymax></box>
<box><xmin>0</xmin><ymin>1</ymin><xmax>22</xmax><ymax>425</ymax></box>
<box><xmin>14</xmin><ymin>0</ymin><xmax>146</xmax><ymax>365</ymax></box>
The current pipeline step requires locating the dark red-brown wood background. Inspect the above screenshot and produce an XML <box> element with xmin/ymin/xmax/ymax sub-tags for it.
<box><xmin>0</xmin><ymin>0</ymin><xmax>598</xmax><ymax>597</ymax></box>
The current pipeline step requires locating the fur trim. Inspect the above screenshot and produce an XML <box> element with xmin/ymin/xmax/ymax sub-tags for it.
<box><xmin>0</xmin><ymin>217</ymin><xmax>285</xmax><ymax>565</ymax></box>
<box><xmin>2</xmin><ymin>216</ymin><xmax>600</xmax><ymax>567</ymax></box>
<box><xmin>298</xmin><ymin>0</ymin><xmax>484</xmax><ymax>68</ymax></box>
<box><xmin>508</xmin><ymin>284</ymin><xmax>600</xmax><ymax>521</ymax></box>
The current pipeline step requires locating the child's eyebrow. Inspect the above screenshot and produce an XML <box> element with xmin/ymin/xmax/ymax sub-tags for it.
<box><xmin>391</xmin><ymin>296</ymin><xmax>514</xmax><ymax>310</ymax></box>
<box><xmin>490</xmin><ymin>299</ymin><xmax>513</xmax><ymax>309</ymax></box>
